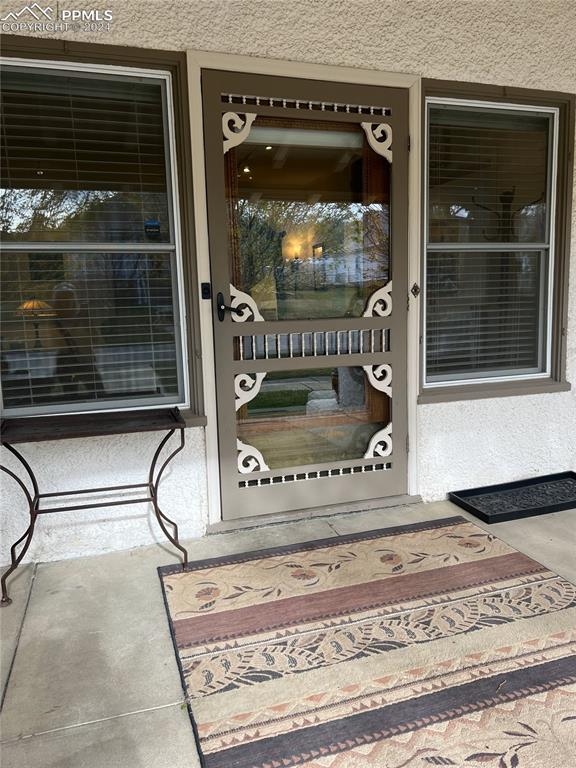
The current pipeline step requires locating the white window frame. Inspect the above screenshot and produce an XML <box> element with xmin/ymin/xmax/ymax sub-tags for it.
<box><xmin>423</xmin><ymin>96</ymin><xmax>559</xmax><ymax>389</ymax></box>
<box><xmin>0</xmin><ymin>56</ymin><xmax>190</xmax><ymax>416</ymax></box>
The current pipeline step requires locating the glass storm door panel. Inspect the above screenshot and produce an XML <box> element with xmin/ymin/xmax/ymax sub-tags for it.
<box><xmin>203</xmin><ymin>70</ymin><xmax>409</xmax><ymax>521</ymax></box>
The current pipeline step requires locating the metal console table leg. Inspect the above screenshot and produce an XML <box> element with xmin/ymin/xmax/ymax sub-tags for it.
<box><xmin>1</xmin><ymin>444</ymin><xmax>40</xmax><ymax>607</ymax></box>
<box><xmin>148</xmin><ymin>428</ymin><xmax>189</xmax><ymax>567</ymax></box>
<box><xmin>1</xmin><ymin>428</ymin><xmax>189</xmax><ymax>607</ymax></box>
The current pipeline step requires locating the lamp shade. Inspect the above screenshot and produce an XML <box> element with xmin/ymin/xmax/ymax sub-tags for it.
<box><xmin>16</xmin><ymin>298</ymin><xmax>55</xmax><ymax>316</ymax></box>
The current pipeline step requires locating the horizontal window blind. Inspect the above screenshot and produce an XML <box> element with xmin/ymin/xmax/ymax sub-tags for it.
<box><xmin>425</xmin><ymin>101</ymin><xmax>554</xmax><ymax>384</ymax></box>
<box><xmin>428</xmin><ymin>108</ymin><xmax>550</xmax><ymax>244</ymax></box>
<box><xmin>426</xmin><ymin>251</ymin><xmax>544</xmax><ymax>380</ymax></box>
<box><xmin>1</xmin><ymin>69</ymin><xmax>171</xmax><ymax>242</ymax></box>
<box><xmin>1</xmin><ymin>252</ymin><xmax>181</xmax><ymax>412</ymax></box>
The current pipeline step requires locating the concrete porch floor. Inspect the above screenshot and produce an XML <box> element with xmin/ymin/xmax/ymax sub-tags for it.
<box><xmin>1</xmin><ymin>500</ymin><xmax>575</xmax><ymax>768</ymax></box>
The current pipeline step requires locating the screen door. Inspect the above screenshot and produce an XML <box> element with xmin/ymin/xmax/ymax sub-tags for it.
<box><xmin>202</xmin><ymin>70</ymin><xmax>409</xmax><ymax>520</ymax></box>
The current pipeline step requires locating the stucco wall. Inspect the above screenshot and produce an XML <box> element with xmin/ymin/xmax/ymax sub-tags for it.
<box><xmin>1</xmin><ymin>0</ymin><xmax>575</xmax><ymax>564</ymax></box>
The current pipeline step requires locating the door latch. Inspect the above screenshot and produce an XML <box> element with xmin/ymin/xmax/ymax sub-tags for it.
<box><xmin>216</xmin><ymin>291</ymin><xmax>241</xmax><ymax>322</ymax></box>
<box><xmin>410</xmin><ymin>283</ymin><xmax>421</xmax><ymax>298</ymax></box>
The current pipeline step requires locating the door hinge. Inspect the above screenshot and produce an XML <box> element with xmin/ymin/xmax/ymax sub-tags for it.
<box><xmin>406</xmin><ymin>434</ymin><xmax>410</xmax><ymax>453</ymax></box>
<box><xmin>408</xmin><ymin>135</ymin><xmax>411</xmax><ymax>152</ymax></box>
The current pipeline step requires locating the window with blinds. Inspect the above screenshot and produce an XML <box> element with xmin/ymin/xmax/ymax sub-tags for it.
<box><xmin>425</xmin><ymin>101</ymin><xmax>555</xmax><ymax>384</ymax></box>
<box><xmin>0</xmin><ymin>64</ymin><xmax>186</xmax><ymax>416</ymax></box>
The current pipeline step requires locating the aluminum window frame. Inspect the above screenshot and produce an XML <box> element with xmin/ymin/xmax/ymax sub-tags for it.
<box><xmin>0</xmin><ymin>56</ymin><xmax>190</xmax><ymax>417</ymax></box>
<box><xmin>423</xmin><ymin>96</ymin><xmax>560</xmax><ymax>389</ymax></box>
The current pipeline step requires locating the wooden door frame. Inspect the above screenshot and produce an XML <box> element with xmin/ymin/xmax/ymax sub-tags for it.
<box><xmin>186</xmin><ymin>50</ymin><xmax>421</xmax><ymax>525</ymax></box>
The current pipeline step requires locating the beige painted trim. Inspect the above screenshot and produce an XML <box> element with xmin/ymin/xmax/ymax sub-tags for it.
<box><xmin>187</xmin><ymin>50</ymin><xmax>419</xmax><ymax>88</ymax></box>
<box><xmin>187</xmin><ymin>54</ymin><xmax>221</xmax><ymax>525</ymax></box>
<box><xmin>419</xmin><ymin>378</ymin><xmax>571</xmax><ymax>404</ymax></box>
<box><xmin>186</xmin><ymin>49</ymin><xmax>422</xmax><ymax>523</ymax></box>
<box><xmin>407</xmin><ymin>79</ymin><xmax>421</xmax><ymax>495</ymax></box>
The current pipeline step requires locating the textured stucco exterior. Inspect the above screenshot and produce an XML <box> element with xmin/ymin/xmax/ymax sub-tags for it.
<box><xmin>1</xmin><ymin>0</ymin><xmax>575</xmax><ymax>565</ymax></box>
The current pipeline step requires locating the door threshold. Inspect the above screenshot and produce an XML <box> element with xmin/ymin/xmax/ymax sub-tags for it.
<box><xmin>207</xmin><ymin>494</ymin><xmax>422</xmax><ymax>534</ymax></box>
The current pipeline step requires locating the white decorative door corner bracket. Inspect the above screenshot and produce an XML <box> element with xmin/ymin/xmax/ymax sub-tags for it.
<box><xmin>361</xmin><ymin>122</ymin><xmax>393</xmax><ymax>163</ymax></box>
<box><xmin>363</xmin><ymin>363</ymin><xmax>392</xmax><ymax>396</ymax></box>
<box><xmin>230</xmin><ymin>283</ymin><xmax>264</xmax><ymax>322</ymax></box>
<box><xmin>364</xmin><ymin>423</ymin><xmax>393</xmax><ymax>459</ymax></box>
<box><xmin>234</xmin><ymin>372</ymin><xmax>266</xmax><ymax>411</ymax></box>
<box><xmin>237</xmin><ymin>439</ymin><xmax>270</xmax><ymax>473</ymax></box>
<box><xmin>222</xmin><ymin>112</ymin><xmax>257</xmax><ymax>154</ymax></box>
<box><xmin>363</xmin><ymin>281</ymin><xmax>393</xmax><ymax>318</ymax></box>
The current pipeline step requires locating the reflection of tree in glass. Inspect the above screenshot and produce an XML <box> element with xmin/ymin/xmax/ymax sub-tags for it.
<box><xmin>236</xmin><ymin>198</ymin><xmax>286</xmax><ymax>289</ymax></box>
<box><xmin>1</xmin><ymin>189</ymin><xmax>110</xmax><ymax>238</ymax></box>
<box><xmin>0</xmin><ymin>188</ymin><xmax>168</xmax><ymax>242</ymax></box>
<box><xmin>235</xmin><ymin>198</ymin><xmax>389</xmax><ymax>290</ymax></box>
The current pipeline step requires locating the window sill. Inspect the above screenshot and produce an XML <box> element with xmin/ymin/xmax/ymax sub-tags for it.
<box><xmin>418</xmin><ymin>378</ymin><xmax>571</xmax><ymax>404</ymax></box>
<box><xmin>1</xmin><ymin>408</ymin><xmax>207</xmax><ymax>445</ymax></box>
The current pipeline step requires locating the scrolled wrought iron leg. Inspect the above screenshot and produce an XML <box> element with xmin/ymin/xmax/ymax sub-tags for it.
<box><xmin>149</xmin><ymin>429</ymin><xmax>189</xmax><ymax>568</ymax></box>
<box><xmin>1</xmin><ymin>460</ymin><xmax>39</xmax><ymax>607</ymax></box>
<box><xmin>151</xmin><ymin>494</ymin><xmax>189</xmax><ymax>567</ymax></box>
<box><xmin>1</xmin><ymin>507</ymin><xmax>38</xmax><ymax>607</ymax></box>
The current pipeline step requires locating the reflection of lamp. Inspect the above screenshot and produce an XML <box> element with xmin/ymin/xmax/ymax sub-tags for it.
<box><xmin>17</xmin><ymin>298</ymin><xmax>55</xmax><ymax>349</ymax></box>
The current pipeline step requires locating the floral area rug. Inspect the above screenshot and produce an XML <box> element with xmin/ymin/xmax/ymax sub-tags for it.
<box><xmin>158</xmin><ymin>515</ymin><xmax>576</xmax><ymax>767</ymax></box>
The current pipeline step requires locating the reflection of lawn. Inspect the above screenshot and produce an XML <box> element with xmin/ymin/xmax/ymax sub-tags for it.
<box><xmin>249</xmin><ymin>390</ymin><xmax>309</xmax><ymax>411</ymax></box>
<box><xmin>272</xmin><ymin>286</ymin><xmax>367</xmax><ymax>319</ymax></box>
<box><xmin>248</xmin><ymin>375</ymin><xmax>333</xmax><ymax>416</ymax></box>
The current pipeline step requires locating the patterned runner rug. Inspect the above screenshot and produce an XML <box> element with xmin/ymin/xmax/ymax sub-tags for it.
<box><xmin>159</xmin><ymin>515</ymin><xmax>576</xmax><ymax>768</ymax></box>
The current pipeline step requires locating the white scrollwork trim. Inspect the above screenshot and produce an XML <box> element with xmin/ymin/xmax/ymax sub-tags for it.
<box><xmin>230</xmin><ymin>283</ymin><xmax>264</xmax><ymax>322</ymax></box>
<box><xmin>361</xmin><ymin>122</ymin><xmax>393</xmax><ymax>162</ymax></box>
<box><xmin>234</xmin><ymin>372</ymin><xmax>266</xmax><ymax>411</ymax></box>
<box><xmin>363</xmin><ymin>281</ymin><xmax>392</xmax><ymax>318</ymax></box>
<box><xmin>237</xmin><ymin>439</ymin><xmax>270</xmax><ymax>474</ymax></box>
<box><xmin>223</xmin><ymin>112</ymin><xmax>257</xmax><ymax>154</ymax></box>
<box><xmin>363</xmin><ymin>363</ymin><xmax>392</xmax><ymax>396</ymax></box>
<box><xmin>364</xmin><ymin>423</ymin><xmax>393</xmax><ymax>459</ymax></box>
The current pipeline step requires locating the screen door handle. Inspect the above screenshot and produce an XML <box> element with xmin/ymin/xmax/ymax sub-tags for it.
<box><xmin>216</xmin><ymin>292</ymin><xmax>241</xmax><ymax>321</ymax></box>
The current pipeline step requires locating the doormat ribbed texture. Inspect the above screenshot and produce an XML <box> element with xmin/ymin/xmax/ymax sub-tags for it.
<box><xmin>449</xmin><ymin>471</ymin><xmax>576</xmax><ymax>523</ymax></box>
<box><xmin>159</xmin><ymin>515</ymin><xmax>576</xmax><ymax>768</ymax></box>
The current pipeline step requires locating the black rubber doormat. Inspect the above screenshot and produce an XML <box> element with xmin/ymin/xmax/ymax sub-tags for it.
<box><xmin>449</xmin><ymin>471</ymin><xmax>576</xmax><ymax>523</ymax></box>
